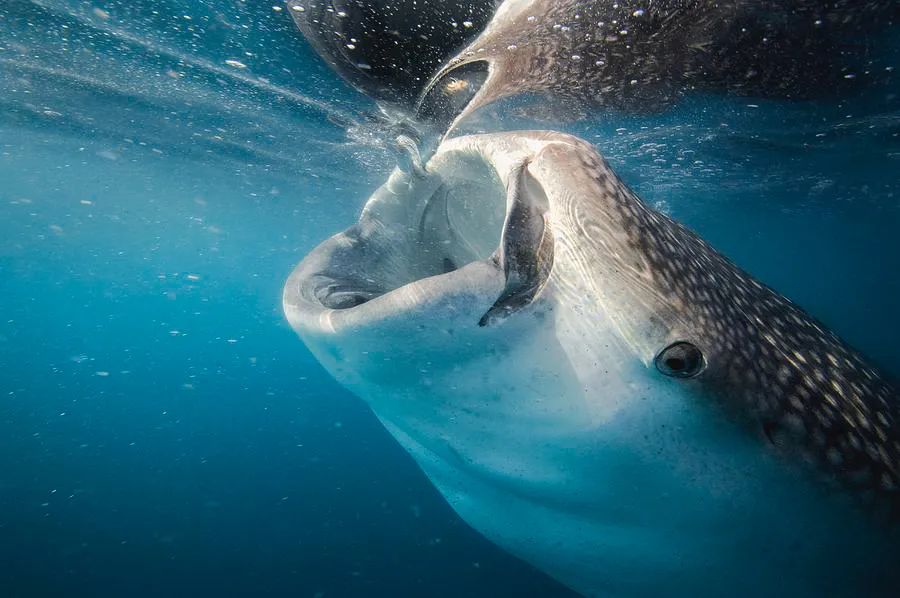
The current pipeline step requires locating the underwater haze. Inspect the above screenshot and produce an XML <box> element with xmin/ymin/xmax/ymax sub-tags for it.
<box><xmin>1</xmin><ymin>1</ymin><xmax>899</xmax><ymax>597</ymax></box>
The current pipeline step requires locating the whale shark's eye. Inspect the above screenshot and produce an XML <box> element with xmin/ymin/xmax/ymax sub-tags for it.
<box><xmin>655</xmin><ymin>342</ymin><xmax>705</xmax><ymax>378</ymax></box>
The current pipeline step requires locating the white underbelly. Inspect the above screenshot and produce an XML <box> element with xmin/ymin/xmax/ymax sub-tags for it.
<box><xmin>379</xmin><ymin>394</ymin><xmax>897</xmax><ymax>598</ymax></box>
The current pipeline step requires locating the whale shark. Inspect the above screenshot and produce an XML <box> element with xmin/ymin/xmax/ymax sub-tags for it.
<box><xmin>283</xmin><ymin>131</ymin><xmax>900</xmax><ymax>596</ymax></box>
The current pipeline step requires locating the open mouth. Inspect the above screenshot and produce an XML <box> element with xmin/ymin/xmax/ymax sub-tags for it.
<box><xmin>296</xmin><ymin>144</ymin><xmax>554</xmax><ymax>327</ymax></box>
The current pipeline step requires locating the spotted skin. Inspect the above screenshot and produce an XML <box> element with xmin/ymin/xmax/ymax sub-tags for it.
<box><xmin>558</xmin><ymin>137</ymin><xmax>900</xmax><ymax>506</ymax></box>
<box><xmin>420</xmin><ymin>0</ymin><xmax>900</xmax><ymax>129</ymax></box>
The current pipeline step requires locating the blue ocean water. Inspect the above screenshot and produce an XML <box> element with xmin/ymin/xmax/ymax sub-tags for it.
<box><xmin>0</xmin><ymin>1</ymin><xmax>898</xmax><ymax>596</ymax></box>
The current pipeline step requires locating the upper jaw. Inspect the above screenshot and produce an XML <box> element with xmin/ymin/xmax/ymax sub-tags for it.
<box><xmin>283</xmin><ymin>132</ymin><xmax>577</xmax><ymax>339</ymax></box>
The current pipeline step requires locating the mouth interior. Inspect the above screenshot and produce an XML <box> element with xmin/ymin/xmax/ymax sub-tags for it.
<box><xmin>316</xmin><ymin>154</ymin><xmax>507</xmax><ymax>310</ymax></box>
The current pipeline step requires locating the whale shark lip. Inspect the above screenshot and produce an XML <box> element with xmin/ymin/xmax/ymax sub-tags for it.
<box><xmin>285</xmin><ymin>135</ymin><xmax>559</xmax><ymax>334</ymax></box>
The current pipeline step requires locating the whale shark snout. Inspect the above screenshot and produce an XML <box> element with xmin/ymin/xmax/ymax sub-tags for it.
<box><xmin>285</xmin><ymin>130</ymin><xmax>900</xmax><ymax>596</ymax></box>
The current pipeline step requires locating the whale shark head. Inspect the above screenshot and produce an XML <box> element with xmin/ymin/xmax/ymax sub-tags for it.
<box><xmin>284</xmin><ymin>130</ymin><xmax>900</xmax><ymax>595</ymax></box>
<box><xmin>284</xmin><ymin>131</ymin><xmax>693</xmax><ymax>407</ymax></box>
